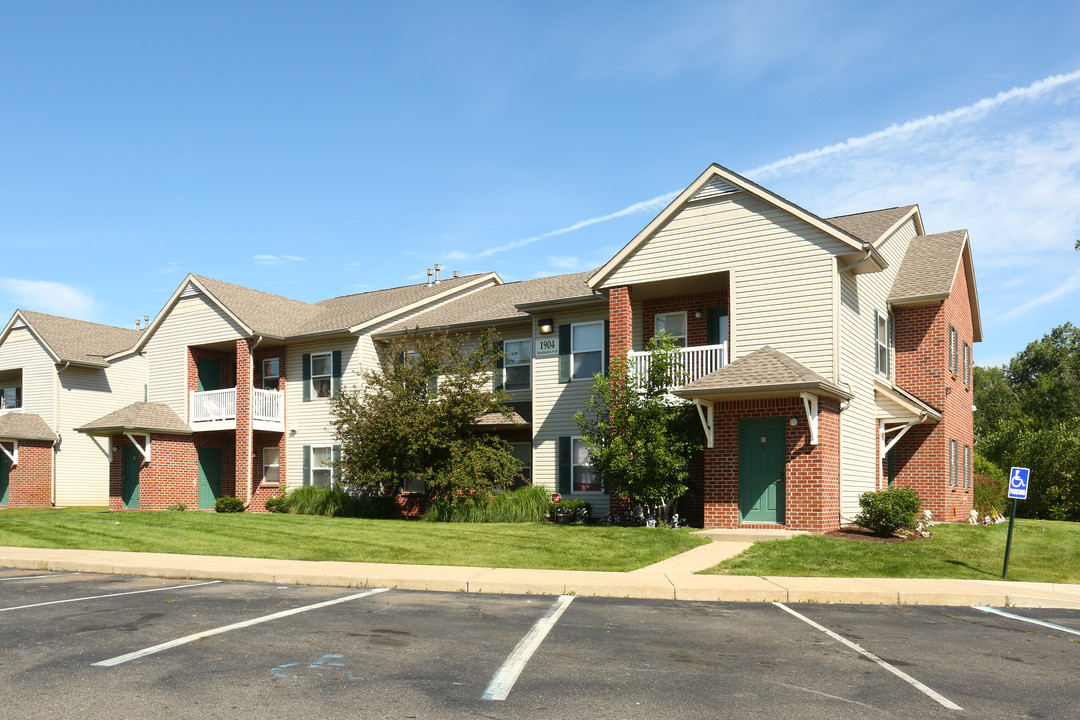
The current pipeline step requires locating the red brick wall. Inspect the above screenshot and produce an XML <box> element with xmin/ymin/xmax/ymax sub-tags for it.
<box><xmin>891</xmin><ymin>258</ymin><xmax>975</xmax><ymax>521</ymax></box>
<box><xmin>250</xmin><ymin>346</ymin><xmax>287</xmax><ymax>512</ymax></box>
<box><xmin>188</xmin><ymin>347</ymin><xmax>235</xmax><ymax>395</ymax></box>
<box><xmin>608</xmin><ymin>286</ymin><xmax>633</xmax><ymax>358</ymax></box>
<box><xmin>1</xmin><ymin>441</ymin><xmax>53</xmax><ymax>507</ymax></box>
<box><xmin>701</xmin><ymin>396</ymin><xmax>841</xmax><ymax>532</ymax></box>
<box><xmin>235</xmin><ymin>338</ymin><xmax>253</xmax><ymax>505</ymax></box>
<box><xmin>108</xmin><ymin>432</ymin><xmax>238</xmax><ymax>511</ymax></box>
<box><xmin>642</xmin><ymin>290</ymin><xmax>728</xmax><ymax>349</ymax></box>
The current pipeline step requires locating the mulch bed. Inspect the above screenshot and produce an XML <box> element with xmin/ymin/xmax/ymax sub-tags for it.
<box><xmin>822</xmin><ymin>525</ymin><xmax>925</xmax><ymax>543</ymax></box>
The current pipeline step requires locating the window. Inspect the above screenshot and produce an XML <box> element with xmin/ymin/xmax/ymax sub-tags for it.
<box><xmin>572</xmin><ymin>438</ymin><xmax>600</xmax><ymax>492</ymax></box>
<box><xmin>510</xmin><ymin>442</ymin><xmax>531</xmax><ymax>485</ymax></box>
<box><xmin>949</xmin><ymin>439</ymin><xmax>957</xmax><ymax>486</ymax></box>
<box><xmin>503</xmin><ymin>339</ymin><xmax>531</xmax><ymax>391</ymax></box>
<box><xmin>262</xmin><ymin>447</ymin><xmax>280</xmax><ymax>486</ymax></box>
<box><xmin>311</xmin><ymin>352</ymin><xmax>332</xmax><ymax>398</ymax></box>
<box><xmin>655</xmin><ymin>312</ymin><xmax>687</xmax><ymax>347</ymax></box>
<box><xmin>311</xmin><ymin>446</ymin><xmax>332</xmax><ymax>487</ymax></box>
<box><xmin>0</xmin><ymin>386</ymin><xmax>20</xmax><ymax>410</ymax></box>
<box><xmin>964</xmin><ymin>343</ymin><xmax>971</xmax><ymax>386</ymax></box>
<box><xmin>964</xmin><ymin>444</ymin><xmax>972</xmax><ymax>489</ymax></box>
<box><xmin>572</xmin><ymin>322</ymin><xmax>604</xmax><ymax>380</ymax></box>
<box><xmin>949</xmin><ymin>325</ymin><xmax>957</xmax><ymax>374</ymax></box>
<box><xmin>401</xmin><ymin>475</ymin><xmax>425</xmax><ymax>494</ymax></box>
<box><xmin>876</xmin><ymin>311</ymin><xmax>889</xmax><ymax>376</ymax></box>
<box><xmin>262</xmin><ymin>358</ymin><xmax>280</xmax><ymax>391</ymax></box>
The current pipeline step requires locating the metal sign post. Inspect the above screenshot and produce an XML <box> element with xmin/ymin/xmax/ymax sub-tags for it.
<box><xmin>1002</xmin><ymin>467</ymin><xmax>1030</xmax><ymax>579</ymax></box>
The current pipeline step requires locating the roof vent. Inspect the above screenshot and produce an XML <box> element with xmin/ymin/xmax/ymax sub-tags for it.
<box><xmin>691</xmin><ymin>177</ymin><xmax>741</xmax><ymax>202</ymax></box>
<box><xmin>453</xmin><ymin>270</ymin><xmax>460</xmax><ymax>278</ymax></box>
<box><xmin>426</xmin><ymin>268</ymin><xmax>434</xmax><ymax>287</ymax></box>
<box><xmin>434</xmin><ymin>264</ymin><xmax>442</xmax><ymax>284</ymax></box>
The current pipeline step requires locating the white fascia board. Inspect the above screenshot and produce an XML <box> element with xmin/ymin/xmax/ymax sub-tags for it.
<box><xmin>348</xmin><ymin>273</ymin><xmax>502</xmax><ymax>334</ymax></box>
<box><xmin>0</xmin><ymin>311</ymin><xmax>62</xmax><ymax>364</ymax></box>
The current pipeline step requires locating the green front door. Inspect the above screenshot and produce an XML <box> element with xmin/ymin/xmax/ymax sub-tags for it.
<box><xmin>198</xmin><ymin>447</ymin><xmax>222</xmax><ymax>509</ymax></box>
<box><xmin>738</xmin><ymin>417</ymin><xmax>785</xmax><ymax>523</ymax></box>
<box><xmin>122</xmin><ymin>445</ymin><xmax>140</xmax><ymax>509</ymax></box>
<box><xmin>0</xmin><ymin>453</ymin><xmax>9</xmax><ymax>505</ymax></box>
<box><xmin>196</xmin><ymin>359</ymin><xmax>222</xmax><ymax>392</ymax></box>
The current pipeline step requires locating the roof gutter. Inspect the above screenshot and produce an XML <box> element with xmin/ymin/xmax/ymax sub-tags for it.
<box><xmin>837</xmin><ymin>244</ymin><xmax>876</xmax><ymax>274</ymax></box>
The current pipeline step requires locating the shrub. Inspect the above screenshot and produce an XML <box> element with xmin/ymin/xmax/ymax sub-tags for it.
<box><xmin>167</xmin><ymin>502</ymin><xmax>186</xmax><ymax>512</ymax></box>
<box><xmin>855</xmin><ymin>488</ymin><xmax>921</xmax><ymax>537</ymax></box>
<box><xmin>422</xmin><ymin>485</ymin><xmax>554</xmax><ymax>523</ymax></box>
<box><xmin>973</xmin><ymin>453</ymin><xmax>1008</xmax><ymax>518</ymax></box>
<box><xmin>214</xmin><ymin>495</ymin><xmax>245</xmax><ymax>513</ymax></box>
<box><xmin>281</xmin><ymin>485</ymin><xmax>400</xmax><ymax>519</ymax></box>
<box><xmin>264</xmin><ymin>496</ymin><xmax>288</xmax><ymax>513</ymax></box>
<box><xmin>554</xmin><ymin>498</ymin><xmax>591</xmax><ymax>524</ymax></box>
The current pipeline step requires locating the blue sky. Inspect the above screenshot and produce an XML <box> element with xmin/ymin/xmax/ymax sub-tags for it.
<box><xmin>1</xmin><ymin>1</ymin><xmax>1078</xmax><ymax>366</ymax></box>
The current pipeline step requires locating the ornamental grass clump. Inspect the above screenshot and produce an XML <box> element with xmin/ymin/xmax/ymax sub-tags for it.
<box><xmin>855</xmin><ymin>487</ymin><xmax>922</xmax><ymax>537</ymax></box>
<box><xmin>281</xmin><ymin>485</ymin><xmax>398</xmax><ymax>518</ymax></box>
<box><xmin>422</xmin><ymin>485</ymin><xmax>553</xmax><ymax>523</ymax></box>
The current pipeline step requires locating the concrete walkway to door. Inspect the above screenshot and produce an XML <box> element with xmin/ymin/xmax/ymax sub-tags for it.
<box><xmin>632</xmin><ymin>529</ymin><xmax>806</xmax><ymax>574</ymax></box>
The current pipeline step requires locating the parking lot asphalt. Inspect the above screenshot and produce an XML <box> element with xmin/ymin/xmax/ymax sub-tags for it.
<box><xmin>1</xmin><ymin>543</ymin><xmax>1079</xmax><ymax>608</ymax></box>
<box><xmin>0</xmin><ymin>570</ymin><xmax>1078</xmax><ymax>719</ymax></box>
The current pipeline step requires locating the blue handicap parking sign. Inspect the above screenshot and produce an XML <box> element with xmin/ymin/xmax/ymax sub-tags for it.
<box><xmin>1007</xmin><ymin>467</ymin><xmax>1030</xmax><ymax>500</ymax></box>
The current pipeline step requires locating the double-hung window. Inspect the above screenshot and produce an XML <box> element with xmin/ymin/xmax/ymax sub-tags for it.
<box><xmin>875</xmin><ymin>310</ymin><xmax>891</xmax><ymax>376</ymax></box>
<box><xmin>572</xmin><ymin>322</ymin><xmax>604</xmax><ymax>380</ymax></box>
<box><xmin>311</xmin><ymin>446</ymin><xmax>333</xmax><ymax>487</ymax></box>
<box><xmin>949</xmin><ymin>439</ymin><xmax>957</xmax><ymax>486</ymax></box>
<box><xmin>503</xmin><ymin>339</ymin><xmax>531</xmax><ymax>391</ymax></box>
<box><xmin>262</xmin><ymin>447</ymin><xmax>280</xmax><ymax>486</ymax></box>
<box><xmin>572</xmin><ymin>437</ymin><xmax>600</xmax><ymax>492</ymax></box>
<box><xmin>262</xmin><ymin>358</ymin><xmax>280</xmax><ymax>391</ymax></box>
<box><xmin>655</xmin><ymin>312</ymin><xmax>687</xmax><ymax>347</ymax></box>
<box><xmin>311</xmin><ymin>352</ymin><xmax>332</xmax><ymax>398</ymax></box>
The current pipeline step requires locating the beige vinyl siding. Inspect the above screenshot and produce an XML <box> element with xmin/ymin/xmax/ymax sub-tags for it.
<box><xmin>836</xmin><ymin>218</ymin><xmax>918</xmax><ymax>517</ymax></box>
<box><xmin>284</xmin><ymin>336</ymin><xmax>358</xmax><ymax>488</ymax></box>
<box><xmin>600</xmin><ymin>193</ymin><xmax>846</xmax><ymax>377</ymax></box>
<box><xmin>0</xmin><ymin>326</ymin><xmax>58</xmax><ymax>427</ymax></box>
<box><xmin>531</xmin><ymin>306</ymin><xmax>609</xmax><ymax>515</ymax></box>
<box><xmin>145</xmin><ymin>294</ymin><xmax>247</xmax><ymax>420</ymax></box>
<box><xmin>55</xmin><ymin>355</ymin><xmax>147</xmax><ymax>505</ymax></box>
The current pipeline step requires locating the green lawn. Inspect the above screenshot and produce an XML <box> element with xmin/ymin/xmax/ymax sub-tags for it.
<box><xmin>0</xmin><ymin>507</ymin><xmax>707</xmax><ymax>573</ymax></box>
<box><xmin>703</xmin><ymin>520</ymin><xmax>1080</xmax><ymax>584</ymax></box>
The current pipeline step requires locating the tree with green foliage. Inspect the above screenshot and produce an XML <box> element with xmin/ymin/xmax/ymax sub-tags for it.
<box><xmin>575</xmin><ymin>332</ymin><xmax>702</xmax><ymax>519</ymax></box>
<box><xmin>330</xmin><ymin>329</ymin><xmax>523</xmax><ymax>501</ymax></box>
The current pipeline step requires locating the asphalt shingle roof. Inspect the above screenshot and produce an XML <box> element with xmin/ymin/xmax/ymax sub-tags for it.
<box><xmin>888</xmin><ymin>230</ymin><xmax>968</xmax><ymax>304</ymax></box>
<box><xmin>675</xmin><ymin>346</ymin><xmax>850</xmax><ymax>399</ymax></box>
<box><xmin>826</xmin><ymin>206</ymin><xmax>916</xmax><ymax>244</ymax></box>
<box><xmin>0</xmin><ymin>413</ymin><xmax>57</xmax><ymax>441</ymax></box>
<box><xmin>76</xmin><ymin>402</ymin><xmax>192</xmax><ymax>435</ymax></box>
<box><xmin>18</xmin><ymin>311</ymin><xmax>143</xmax><ymax>365</ymax></box>
<box><xmin>380</xmin><ymin>271</ymin><xmax>596</xmax><ymax>334</ymax></box>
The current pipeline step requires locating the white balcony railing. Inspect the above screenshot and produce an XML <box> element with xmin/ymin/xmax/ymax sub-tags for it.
<box><xmin>0</xmin><ymin>407</ymin><xmax>23</xmax><ymax>416</ymax></box>
<box><xmin>190</xmin><ymin>387</ymin><xmax>284</xmax><ymax>430</ymax></box>
<box><xmin>628</xmin><ymin>342</ymin><xmax>728</xmax><ymax>391</ymax></box>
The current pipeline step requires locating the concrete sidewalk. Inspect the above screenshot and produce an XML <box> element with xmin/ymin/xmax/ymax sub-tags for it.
<box><xmin>2</xmin><ymin>543</ymin><xmax>1079</xmax><ymax>609</ymax></box>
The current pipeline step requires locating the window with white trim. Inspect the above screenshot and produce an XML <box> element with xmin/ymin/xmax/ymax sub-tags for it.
<box><xmin>964</xmin><ymin>444</ymin><xmax>971</xmax><ymax>489</ymax></box>
<box><xmin>949</xmin><ymin>439</ymin><xmax>957</xmax><ymax>486</ymax></box>
<box><xmin>503</xmin><ymin>339</ymin><xmax>531</xmax><ymax>391</ymax></box>
<box><xmin>262</xmin><ymin>358</ymin><xmax>280</xmax><ymax>391</ymax></box>
<box><xmin>0</xmin><ymin>386</ymin><xmax>20</xmax><ymax>410</ymax></box>
<box><xmin>655</xmin><ymin>312</ymin><xmax>687</xmax><ymax>347</ymax></box>
<box><xmin>571</xmin><ymin>322</ymin><xmax>604</xmax><ymax>380</ymax></box>
<box><xmin>949</xmin><ymin>325</ymin><xmax>957</xmax><ymax>375</ymax></box>
<box><xmin>401</xmin><ymin>475</ymin><xmax>425</xmax><ymax>494</ymax></box>
<box><xmin>876</xmin><ymin>311</ymin><xmax>889</xmax><ymax>376</ymax></box>
<box><xmin>262</xmin><ymin>447</ymin><xmax>280</xmax><ymax>485</ymax></box>
<box><xmin>510</xmin><ymin>441</ymin><xmax>531</xmax><ymax>485</ymax></box>
<box><xmin>311</xmin><ymin>352</ymin><xmax>332</xmax><ymax>398</ymax></box>
<box><xmin>311</xmin><ymin>445</ymin><xmax>333</xmax><ymax>487</ymax></box>
<box><xmin>572</xmin><ymin>437</ymin><xmax>600</xmax><ymax>492</ymax></box>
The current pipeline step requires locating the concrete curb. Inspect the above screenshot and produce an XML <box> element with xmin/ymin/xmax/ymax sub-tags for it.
<box><xmin>2</xmin><ymin>546</ymin><xmax>1079</xmax><ymax>608</ymax></box>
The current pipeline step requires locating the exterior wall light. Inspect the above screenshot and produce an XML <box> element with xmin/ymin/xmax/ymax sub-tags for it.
<box><xmin>789</xmin><ymin>416</ymin><xmax>798</xmax><ymax>427</ymax></box>
<box><xmin>538</xmin><ymin>318</ymin><xmax>554</xmax><ymax>335</ymax></box>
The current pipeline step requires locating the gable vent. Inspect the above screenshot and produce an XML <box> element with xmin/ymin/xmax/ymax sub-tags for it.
<box><xmin>691</xmin><ymin>177</ymin><xmax>741</xmax><ymax>202</ymax></box>
<box><xmin>180</xmin><ymin>282</ymin><xmax>202</xmax><ymax>298</ymax></box>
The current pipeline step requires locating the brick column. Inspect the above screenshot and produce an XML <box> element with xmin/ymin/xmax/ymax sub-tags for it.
<box><xmin>235</xmin><ymin>338</ymin><xmax>254</xmax><ymax>507</ymax></box>
<box><xmin>608</xmin><ymin>286</ymin><xmax>633</xmax><ymax>359</ymax></box>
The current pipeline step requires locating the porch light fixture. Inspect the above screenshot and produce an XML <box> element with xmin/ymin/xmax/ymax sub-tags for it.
<box><xmin>538</xmin><ymin>318</ymin><xmax>554</xmax><ymax>335</ymax></box>
<box><xmin>789</xmin><ymin>416</ymin><xmax>798</xmax><ymax>427</ymax></box>
<box><xmin>695</xmin><ymin>310</ymin><xmax>703</xmax><ymax>319</ymax></box>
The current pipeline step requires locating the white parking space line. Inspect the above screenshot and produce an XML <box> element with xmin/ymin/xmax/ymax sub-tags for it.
<box><xmin>0</xmin><ymin>573</ymin><xmax>77</xmax><ymax>582</ymax></box>
<box><xmin>773</xmin><ymin>602</ymin><xmax>963</xmax><ymax>711</ymax></box>
<box><xmin>974</xmin><ymin>606</ymin><xmax>1080</xmax><ymax>637</ymax></box>
<box><xmin>482</xmin><ymin>595</ymin><xmax>575</xmax><ymax>701</ymax></box>
<box><xmin>94</xmin><ymin>587</ymin><xmax>389</xmax><ymax>667</ymax></box>
<box><xmin>0</xmin><ymin>580</ymin><xmax>221</xmax><ymax>613</ymax></box>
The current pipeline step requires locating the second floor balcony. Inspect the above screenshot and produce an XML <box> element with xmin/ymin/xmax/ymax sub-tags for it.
<box><xmin>190</xmin><ymin>387</ymin><xmax>285</xmax><ymax>432</ymax></box>
<box><xmin>628</xmin><ymin>342</ymin><xmax>728</xmax><ymax>392</ymax></box>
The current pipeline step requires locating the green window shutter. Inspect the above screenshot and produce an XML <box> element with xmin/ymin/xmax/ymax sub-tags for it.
<box><xmin>332</xmin><ymin>444</ymin><xmax>342</xmax><ymax>484</ymax></box>
<box><xmin>15</xmin><ymin>386</ymin><xmax>21</xmax><ymax>408</ymax></box>
<box><xmin>494</xmin><ymin>340</ymin><xmax>505</xmax><ymax>390</ymax></box>
<box><xmin>302</xmin><ymin>354</ymin><xmax>312</xmax><ymax>402</ymax></box>
<box><xmin>558</xmin><ymin>324</ymin><xmax>571</xmax><ymax>383</ymax></box>
<box><xmin>332</xmin><ymin>350</ymin><xmax>343</xmax><ymax>395</ymax></box>
<box><xmin>603</xmin><ymin>320</ymin><xmax>610</xmax><ymax>375</ymax></box>
<box><xmin>706</xmin><ymin>306</ymin><xmax>728</xmax><ymax>346</ymax></box>
<box><xmin>302</xmin><ymin>445</ymin><xmax>311</xmax><ymax>486</ymax></box>
<box><xmin>874</xmin><ymin>310</ymin><xmax>880</xmax><ymax>373</ymax></box>
<box><xmin>557</xmin><ymin>436</ymin><xmax>572</xmax><ymax>494</ymax></box>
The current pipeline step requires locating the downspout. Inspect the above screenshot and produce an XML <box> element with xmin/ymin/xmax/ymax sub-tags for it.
<box><xmin>53</xmin><ymin>361</ymin><xmax>71</xmax><ymax>506</ymax></box>
<box><xmin>837</xmin><ymin>244</ymin><xmax>874</xmax><ymax>274</ymax></box>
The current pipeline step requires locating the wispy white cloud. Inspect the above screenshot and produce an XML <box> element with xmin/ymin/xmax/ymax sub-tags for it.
<box><xmin>750</xmin><ymin>69</ymin><xmax>1080</xmax><ymax>179</ymax></box>
<box><xmin>0</xmin><ymin>278</ymin><xmax>102</xmax><ymax>319</ymax></box>
<box><xmin>1001</xmin><ymin>269</ymin><xmax>1080</xmax><ymax>321</ymax></box>
<box><xmin>548</xmin><ymin>256</ymin><xmax>583</xmax><ymax>270</ymax></box>
<box><xmin>253</xmin><ymin>254</ymin><xmax>307</xmax><ymax>266</ymax></box>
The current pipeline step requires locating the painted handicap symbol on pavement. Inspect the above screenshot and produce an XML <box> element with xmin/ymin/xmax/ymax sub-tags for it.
<box><xmin>271</xmin><ymin>654</ymin><xmax>361</xmax><ymax>680</ymax></box>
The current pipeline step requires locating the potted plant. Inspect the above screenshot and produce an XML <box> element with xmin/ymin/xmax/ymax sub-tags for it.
<box><xmin>554</xmin><ymin>498</ymin><xmax>591</xmax><ymax>525</ymax></box>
